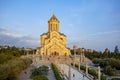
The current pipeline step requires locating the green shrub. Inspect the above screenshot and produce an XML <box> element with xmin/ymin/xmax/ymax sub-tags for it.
<box><xmin>34</xmin><ymin>75</ymin><xmax>48</xmax><ymax>80</ymax></box>
<box><xmin>31</xmin><ymin>65</ymin><xmax>49</xmax><ymax>77</ymax></box>
<box><xmin>0</xmin><ymin>64</ymin><xmax>10</xmax><ymax>80</ymax></box>
<box><xmin>80</xmin><ymin>65</ymin><xmax>86</xmax><ymax>70</ymax></box>
<box><xmin>0</xmin><ymin>54</ymin><xmax>15</xmax><ymax>64</ymax></box>
<box><xmin>75</xmin><ymin>64</ymin><xmax>78</xmax><ymax>68</ymax></box>
<box><xmin>52</xmin><ymin>63</ymin><xmax>63</xmax><ymax>80</ymax></box>
<box><xmin>38</xmin><ymin>65</ymin><xmax>49</xmax><ymax>75</ymax></box>
<box><xmin>0</xmin><ymin>58</ymin><xmax>32</xmax><ymax>80</ymax></box>
<box><xmin>88</xmin><ymin>68</ymin><xmax>97</xmax><ymax>76</ymax></box>
<box><xmin>104</xmin><ymin>66</ymin><xmax>117</xmax><ymax>76</ymax></box>
<box><xmin>101</xmin><ymin>75</ymin><xmax>106</xmax><ymax>80</ymax></box>
<box><xmin>93</xmin><ymin>58</ymin><xmax>120</xmax><ymax>70</ymax></box>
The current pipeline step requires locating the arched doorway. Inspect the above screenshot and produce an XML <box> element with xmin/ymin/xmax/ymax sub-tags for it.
<box><xmin>64</xmin><ymin>53</ymin><xmax>67</xmax><ymax>56</ymax></box>
<box><xmin>53</xmin><ymin>51</ymin><xmax>59</xmax><ymax>56</ymax></box>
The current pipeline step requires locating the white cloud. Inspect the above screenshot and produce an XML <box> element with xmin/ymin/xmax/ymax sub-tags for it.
<box><xmin>88</xmin><ymin>30</ymin><xmax>120</xmax><ymax>36</ymax></box>
<box><xmin>1</xmin><ymin>31</ymin><xmax>23</xmax><ymax>38</ymax></box>
<box><xmin>67</xmin><ymin>30</ymin><xmax>120</xmax><ymax>51</ymax></box>
<box><xmin>0</xmin><ymin>27</ymin><xmax>39</xmax><ymax>48</ymax></box>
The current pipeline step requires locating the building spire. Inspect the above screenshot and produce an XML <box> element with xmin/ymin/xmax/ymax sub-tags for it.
<box><xmin>48</xmin><ymin>14</ymin><xmax>59</xmax><ymax>22</ymax></box>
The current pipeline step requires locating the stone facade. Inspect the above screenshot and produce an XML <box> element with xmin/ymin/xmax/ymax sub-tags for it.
<box><xmin>39</xmin><ymin>15</ymin><xmax>70</xmax><ymax>56</ymax></box>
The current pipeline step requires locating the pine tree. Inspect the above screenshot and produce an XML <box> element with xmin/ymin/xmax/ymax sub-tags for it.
<box><xmin>114</xmin><ymin>46</ymin><xmax>119</xmax><ymax>54</ymax></box>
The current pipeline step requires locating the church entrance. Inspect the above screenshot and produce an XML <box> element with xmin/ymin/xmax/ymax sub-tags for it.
<box><xmin>52</xmin><ymin>51</ymin><xmax>59</xmax><ymax>56</ymax></box>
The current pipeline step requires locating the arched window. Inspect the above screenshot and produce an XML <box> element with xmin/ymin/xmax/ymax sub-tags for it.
<box><xmin>54</xmin><ymin>24</ymin><xmax>55</xmax><ymax>30</ymax></box>
<box><xmin>56</xmin><ymin>24</ymin><xmax>57</xmax><ymax>31</ymax></box>
<box><xmin>50</xmin><ymin>24</ymin><xmax>52</xmax><ymax>31</ymax></box>
<box><xmin>56</xmin><ymin>24</ymin><xmax>57</xmax><ymax>27</ymax></box>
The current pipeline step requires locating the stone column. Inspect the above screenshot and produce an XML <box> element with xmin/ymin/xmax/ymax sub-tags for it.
<box><xmin>80</xmin><ymin>53</ymin><xmax>82</xmax><ymax>63</ymax></box>
<box><xmin>68</xmin><ymin>65</ymin><xmax>71</xmax><ymax>80</ymax></box>
<box><xmin>82</xmin><ymin>48</ymin><xmax>84</xmax><ymax>62</ymax></box>
<box><xmin>73</xmin><ymin>50</ymin><xmax>76</xmax><ymax>67</ymax></box>
<box><xmin>83</xmin><ymin>53</ymin><xmax>85</xmax><ymax>62</ymax></box>
<box><xmin>78</xmin><ymin>58</ymin><xmax>81</xmax><ymax>71</ymax></box>
<box><xmin>33</xmin><ymin>50</ymin><xmax>34</xmax><ymax>55</ymax></box>
<box><xmin>73</xmin><ymin>45</ymin><xmax>78</xmax><ymax>67</ymax></box>
<box><xmin>79</xmin><ymin>48</ymin><xmax>82</xmax><ymax>63</ymax></box>
<box><xmin>63</xmin><ymin>64</ymin><xmax>66</xmax><ymax>75</ymax></box>
<box><xmin>98</xmin><ymin>66</ymin><xmax>101</xmax><ymax>80</ymax></box>
<box><xmin>78</xmin><ymin>62</ymin><xmax>80</xmax><ymax>71</ymax></box>
<box><xmin>86</xmin><ymin>64</ymin><xmax>88</xmax><ymax>77</ymax></box>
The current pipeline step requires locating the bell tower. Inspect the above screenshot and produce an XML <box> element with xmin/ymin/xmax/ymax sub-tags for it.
<box><xmin>48</xmin><ymin>14</ymin><xmax>59</xmax><ymax>32</ymax></box>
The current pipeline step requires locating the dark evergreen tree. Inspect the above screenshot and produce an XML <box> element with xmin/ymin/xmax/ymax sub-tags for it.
<box><xmin>114</xmin><ymin>46</ymin><xmax>119</xmax><ymax>54</ymax></box>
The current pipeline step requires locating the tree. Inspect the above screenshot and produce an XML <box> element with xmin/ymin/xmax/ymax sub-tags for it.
<box><xmin>103</xmin><ymin>48</ymin><xmax>110</xmax><ymax>55</ymax></box>
<box><xmin>114</xmin><ymin>46</ymin><xmax>119</xmax><ymax>54</ymax></box>
<box><xmin>104</xmin><ymin>66</ymin><xmax>117</xmax><ymax>76</ymax></box>
<box><xmin>0</xmin><ymin>58</ymin><xmax>32</xmax><ymax>80</ymax></box>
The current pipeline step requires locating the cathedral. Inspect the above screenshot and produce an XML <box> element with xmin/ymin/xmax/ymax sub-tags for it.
<box><xmin>39</xmin><ymin>14</ymin><xmax>70</xmax><ymax>56</ymax></box>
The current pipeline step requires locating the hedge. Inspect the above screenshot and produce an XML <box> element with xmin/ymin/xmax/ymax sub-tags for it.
<box><xmin>33</xmin><ymin>75</ymin><xmax>48</xmax><ymax>80</ymax></box>
<box><xmin>51</xmin><ymin>63</ymin><xmax>63</xmax><ymax>80</ymax></box>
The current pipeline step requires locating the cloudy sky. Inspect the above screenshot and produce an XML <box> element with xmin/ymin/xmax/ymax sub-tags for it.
<box><xmin>0</xmin><ymin>0</ymin><xmax>120</xmax><ymax>52</ymax></box>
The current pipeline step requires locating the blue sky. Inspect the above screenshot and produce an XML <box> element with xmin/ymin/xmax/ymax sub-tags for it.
<box><xmin>0</xmin><ymin>0</ymin><xmax>120</xmax><ymax>52</ymax></box>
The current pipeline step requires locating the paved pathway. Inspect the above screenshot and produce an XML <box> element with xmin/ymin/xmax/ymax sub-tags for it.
<box><xmin>17</xmin><ymin>66</ymin><xmax>32</xmax><ymax>80</ymax></box>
